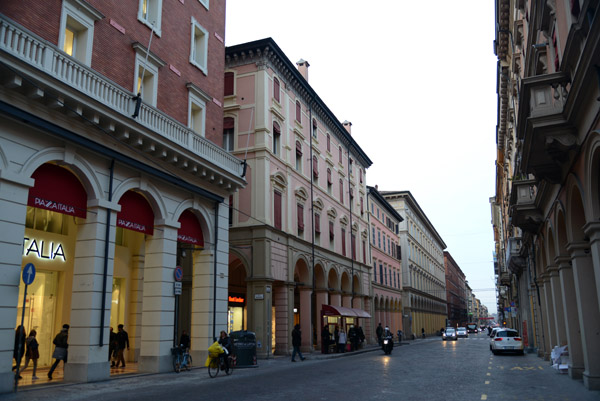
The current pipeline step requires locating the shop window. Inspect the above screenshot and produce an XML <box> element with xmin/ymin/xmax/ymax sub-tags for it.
<box><xmin>138</xmin><ymin>0</ymin><xmax>163</xmax><ymax>36</ymax></box>
<box><xmin>25</xmin><ymin>207</ymin><xmax>69</xmax><ymax>235</ymax></box>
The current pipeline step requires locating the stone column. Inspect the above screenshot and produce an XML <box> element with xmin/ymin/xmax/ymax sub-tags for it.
<box><xmin>568</xmin><ymin>242</ymin><xmax>600</xmax><ymax>390</ymax></box>
<box><xmin>584</xmin><ymin>222</ymin><xmax>600</xmax><ymax>309</ymax></box>
<box><xmin>128</xmin><ymin>254</ymin><xmax>144</xmax><ymax>362</ymax></box>
<box><xmin>315</xmin><ymin>289</ymin><xmax>328</xmax><ymax>349</ymax></box>
<box><xmin>190</xmin><ymin>250</ymin><xmax>212</xmax><ymax>363</ymax></box>
<box><xmin>66</xmin><ymin>202</ymin><xmax>118</xmax><ymax>383</ymax></box>
<box><xmin>248</xmin><ymin>280</ymin><xmax>274</xmax><ymax>358</ymax></box>
<box><xmin>330</xmin><ymin>292</ymin><xmax>341</xmax><ymax>307</ymax></box>
<box><xmin>272</xmin><ymin>284</ymin><xmax>289</xmax><ymax>356</ymax></box>
<box><xmin>547</xmin><ymin>265</ymin><xmax>567</xmax><ymax>347</ymax></box>
<box><xmin>540</xmin><ymin>273</ymin><xmax>557</xmax><ymax>351</ymax></box>
<box><xmin>299</xmin><ymin>288</ymin><xmax>311</xmax><ymax>351</ymax></box>
<box><xmin>342</xmin><ymin>294</ymin><xmax>352</xmax><ymax>308</ymax></box>
<box><xmin>0</xmin><ymin>174</ymin><xmax>32</xmax><ymax>393</ymax></box>
<box><xmin>556</xmin><ymin>256</ymin><xmax>584</xmax><ymax>379</ymax></box>
<box><xmin>537</xmin><ymin>280</ymin><xmax>551</xmax><ymax>360</ymax></box>
<box><xmin>138</xmin><ymin>222</ymin><xmax>178</xmax><ymax>373</ymax></box>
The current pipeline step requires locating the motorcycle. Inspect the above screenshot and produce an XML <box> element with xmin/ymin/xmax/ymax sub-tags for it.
<box><xmin>382</xmin><ymin>335</ymin><xmax>394</xmax><ymax>355</ymax></box>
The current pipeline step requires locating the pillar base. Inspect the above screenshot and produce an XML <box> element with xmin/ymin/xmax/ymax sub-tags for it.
<box><xmin>583</xmin><ymin>372</ymin><xmax>600</xmax><ymax>390</ymax></box>
<box><xmin>0</xmin><ymin>371</ymin><xmax>14</xmax><ymax>395</ymax></box>
<box><xmin>138</xmin><ymin>355</ymin><xmax>171</xmax><ymax>373</ymax></box>
<box><xmin>64</xmin><ymin>361</ymin><xmax>110</xmax><ymax>383</ymax></box>
<box><xmin>569</xmin><ymin>365</ymin><xmax>584</xmax><ymax>380</ymax></box>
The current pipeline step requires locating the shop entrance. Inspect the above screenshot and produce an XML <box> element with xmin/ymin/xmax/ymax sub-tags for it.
<box><xmin>16</xmin><ymin>270</ymin><xmax>58</xmax><ymax>368</ymax></box>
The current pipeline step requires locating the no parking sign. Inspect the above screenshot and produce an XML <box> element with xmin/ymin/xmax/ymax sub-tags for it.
<box><xmin>174</xmin><ymin>265</ymin><xmax>183</xmax><ymax>282</ymax></box>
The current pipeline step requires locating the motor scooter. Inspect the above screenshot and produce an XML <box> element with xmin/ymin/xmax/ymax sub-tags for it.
<box><xmin>382</xmin><ymin>335</ymin><xmax>393</xmax><ymax>355</ymax></box>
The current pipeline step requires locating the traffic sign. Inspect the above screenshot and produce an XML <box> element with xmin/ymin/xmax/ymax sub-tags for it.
<box><xmin>22</xmin><ymin>263</ymin><xmax>36</xmax><ymax>285</ymax></box>
<box><xmin>174</xmin><ymin>282</ymin><xmax>182</xmax><ymax>295</ymax></box>
<box><xmin>174</xmin><ymin>266</ymin><xmax>183</xmax><ymax>282</ymax></box>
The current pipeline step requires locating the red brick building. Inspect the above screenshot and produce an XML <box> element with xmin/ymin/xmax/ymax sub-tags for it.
<box><xmin>444</xmin><ymin>251</ymin><xmax>467</xmax><ymax>328</ymax></box>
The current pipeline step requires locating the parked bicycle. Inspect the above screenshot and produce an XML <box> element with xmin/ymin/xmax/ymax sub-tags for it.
<box><xmin>207</xmin><ymin>350</ymin><xmax>234</xmax><ymax>378</ymax></box>
<box><xmin>171</xmin><ymin>345</ymin><xmax>192</xmax><ymax>373</ymax></box>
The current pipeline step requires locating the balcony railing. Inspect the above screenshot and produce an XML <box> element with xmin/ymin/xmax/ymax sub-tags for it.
<box><xmin>0</xmin><ymin>15</ymin><xmax>243</xmax><ymax>181</ymax></box>
<box><xmin>509</xmin><ymin>179</ymin><xmax>543</xmax><ymax>233</ymax></box>
<box><xmin>506</xmin><ymin>236</ymin><xmax>526</xmax><ymax>275</ymax></box>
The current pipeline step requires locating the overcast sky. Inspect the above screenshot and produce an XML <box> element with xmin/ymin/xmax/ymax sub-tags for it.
<box><xmin>225</xmin><ymin>0</ymin><xmax>499</xmax><ymax>315</ymax></box>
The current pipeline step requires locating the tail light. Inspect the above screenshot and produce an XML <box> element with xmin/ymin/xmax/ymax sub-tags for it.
<box><xmin>514</xmin><ymin>337</ymin><xmax>522</xmax><ymax>341</ymax></box>
<box><xmin>494</xmin><ymin>338</ymin><xmax>503</xmax><ymax>341</ymax></box>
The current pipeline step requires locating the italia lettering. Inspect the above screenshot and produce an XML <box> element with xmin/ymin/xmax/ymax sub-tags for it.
<box><xmin>118</xmin><ymin>219</ymin><xmax>146</xmax><ymax>232</ymax></box>
<box><xmin>23</xmin><ymin>237</ymin><xmax>66</xmax><ymax>261</ymax></box>
<box><xmin>177</xmin><ymin>234</ymin><xmax>198</xmax><ymax>244</ymax></box>
<box><xmin>34</xmin><ymin>197</ymin><xmax>75</xmax><ymax>215</ymax></box>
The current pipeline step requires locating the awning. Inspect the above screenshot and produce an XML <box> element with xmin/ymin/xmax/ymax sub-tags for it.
<box><xmin>321</xmin><ymin>304</ymin><xmax>371</xmax><ymax>318</ymax></box>
<box><xmin>28</xmin><ymin>163</ymin><xmax>87</xmax><ymax>218</ymax></box>
<box><xmin>117</xmin><ymin>191</ymin><xmax>154</xmax><ymax>235</ymax></box>
<box><xmin>177</xmin><ymin>209</ymin><xmax>204</xmax><ymax>246</ymax></box>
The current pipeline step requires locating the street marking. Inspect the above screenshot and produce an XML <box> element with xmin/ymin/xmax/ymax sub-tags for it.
<box><xmin>539</xmin><ymin>366</ymin><xmax>544</xmax><ymax>370</ymax></box>
<box><xmin>485</xmin><ymin>381</ymin><xmax>490</xmax><ymax>385</ymax></box>
<box><xmin>488</xmin><ymin>366</ymin><xmax>492</xmax><ymax>370</ymax></box>
<box><xmin>486</xmin><ymin>373</ymin><xmax>491</xmax><ymax>376</ymax></box>
<box><xmin>489</xmin><ymin>361</ymin><xmax>492</xmax><ymax>364</ymax></box>
<box><xmin>481</xmin><ymin>395</ymin><xmax>488</xmax><ymax>400</ymax></box>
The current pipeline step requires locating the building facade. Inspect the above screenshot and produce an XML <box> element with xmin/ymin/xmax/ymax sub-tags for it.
<box><xmin>224</xmin><ymin>38</ymin><xmax>373</xmax><ymax>357</ymax></box>
<box><xmin>381</xmin><ymin>191</ymin><xmax>447</xmax><ymax>338</ymax></box>
<box><xmin>0</xmin><ymin>0</ymin><xmax>242</xmax><ymax>393</ymax></box>
<box><xmin>444</xmin><ymin>251</ymin><xmax>467</xmax><ymax>328</ymax></box>
<box><xmin>367</xmin><ymin>186</ymin><xmax>404</xmax><ymax>334</ymax></box>
<box><xmin>493</xmin><ymin>0</ymin><xmax>600</xmax><ymax>390</ymax></box>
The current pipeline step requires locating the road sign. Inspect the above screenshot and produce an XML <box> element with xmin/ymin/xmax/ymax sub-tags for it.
<box><xmin>22</xmin><ymin>263</ymin><xmax>36</xmax><ymax>285</ymax></box>
<box><xmin>174</xmin><ymin>266</ymin><xmax>183</xmax><ymax>282</ymax></box>
<box><xmin>174</xmin><ymin>282</ymin><xmax>182</xmax><ymax>295</ymax></box>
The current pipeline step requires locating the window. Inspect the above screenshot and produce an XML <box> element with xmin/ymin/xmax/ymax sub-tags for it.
<box><xmin>190</xmin><ymin>17</ymin><xmax>208</xmax><ymax>74</ymax></box>
<box><xmin>315</xmin><ymin>213</ymin><xmax>321</xmax><ymax>235</ymax></box>
<box><xmin>312</xmin><ymin>119</ymin><xmax>318</xmax><ymax>139</ymax></box>
<box><xmin>329</xmin><ymin>220</ymin><xmax>334</xmax><ymax>241</ymax></box>
<box><xmin>327</xmin><ymin>133</ymin><xmax>331</xmax><ymax>152</ymax></box>
<box><xmin>223</xmin><ymin>117</ymin><xmax>234</xmax><ymax>151</ymax></box>
<box><xmin>134</xmin><ymin>44</ymin><xmax>164</xmax><ymax>106</ymax></box>
<box><xmin>384</xmin><ymin>267</ymin><xmax>388</xmax><ymax>286</ymax></box>
<box><xmin>339</xmin><ymin>179</ymin><xmax>344</xmax><ymax>204</ymax></box>
<box><xmin>228</xmin><ymin>195</ymin><xmax>233</xmax><ymax>226</ymax></box>
<box><xmin>295</xmin><ymin>141</ymin><xmax>303</xmax><ymax>172</ymax></box>
<box><xmin>297</xmin><ymin>204</ymin><xmax>304</xmax><ymax>235</ymax></box>
<box><xmin>187</xmin><ymin>83</ymin><xmax>211</xmax><ymax>137</ymax></box>
<box><xmin>295</xmin><ymin>101</ymin><xmax>301</xmax><ymax>123</ymax></box>
<box><xmin>273</xmin><ymin>122</ymin><xmax>281</xmax><ymax>156</ymax></box>
<box><xmin>138</xmin><ymin>0</ymin><xmax>163</xmax><ymax>36</ymax></box>
<box><xmin>339</xmin><ymin>146</ymin><xmax>342</xmax><ymax>163</ymax></box>
<box><xmin>224</xmin><ymin>72</ymin><xmax>234</xmax><ymax>96</ymax></box>
<box><xmin>379</xmin><ymin>264</ymin><xmax>383</xmax><ymax>284</ymax></box>
<box><xmin>373</xmin><ymin>261</ymin><xmax>377</xmax><ymax>282</ymax></box>
<box><xmin>312</xmin><ymin>156</ymin><xmax>319</xmax><ymax>181</ymax></box>
<box><xmin>341</xmin><ymin>228</ymin><xmax>346</xmax><ymax>256</ymax></box>
<box><xmin>372</xmin><ymin>227</ymin><xmax>376</xmax><ymax>245</ymax></box>
<box><xmin>273</xmin><ymin>77</ymin><xmax>280</xmax><ymax>103</ymax></box>
<box><xmin>197</xmin><ymin>0</ymin><xmax>209</xmax><ymax>10</ymax></box>
<box><xmin>274</xmin><ymin>191</ymin><xmax>282</xmax><ymax>230</ymax></box>
<box><xmin>360</xmin><ymin>197</ymin><xmax>364</xmax><ymax>215</ymax></box>
<box><xmin>351</xmin><ymin>233</ymin><xmax>356</xmax><ymax>260</ymax></box>
<box><xmin>359</xmin><ymin>168</ymin><xmax>363</xmax><ymax>183</ymax></box>
<box><xmin>378</xmin><ymin>230</ymin><xmax>381</xmax><ymax>248</ymax></box>
<box><xmin>59</xmin><ymin>0</ymin><xmax>102</xmax><ymax>66</ymax></box>
<box><xmin>362</xmin><ymin>240</ymin><xmax>366</xmax><ymax>263</ymax></box>
<box><xmin>327</xmin><ymin>168</ymin><xmax>332</xmax><ymax>194</ymax></box>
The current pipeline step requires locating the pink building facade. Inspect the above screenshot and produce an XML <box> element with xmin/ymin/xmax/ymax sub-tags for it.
<box><xmin>367</xmin><ymin>186</ymin><xmax>404</xmax><ymax>335</ymax></box>
<box><xmin>224</xmin><ymin>38</ymin><xmax>373</xmax><ymax>357</ymax></box>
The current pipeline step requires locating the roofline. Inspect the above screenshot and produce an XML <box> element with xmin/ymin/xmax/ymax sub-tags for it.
<box><xmin>367</xmin><ymin>186</ymin><xmax>404</xmax><ymax>222</ymax></box>
<box><xmin>225</xmin><ymin>38</ymin><xmax>373</xmax><ymax>168</ymax></box>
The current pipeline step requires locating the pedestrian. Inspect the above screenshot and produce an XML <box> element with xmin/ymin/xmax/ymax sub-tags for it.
<box><xmin>109</xmin><ymin>327</ymin><xmax>117</xmax><ymax>366</ymax></box>
<box><xmin>115</xmin><ymin>324</ymin><xmax>130</xmax><ymax>368</ymax></box>
<box><xmin>321</xmin><ymin>325</ymin><xmax>330</xmax><ymax>354</ymax></box>
<box><xmin>338</xmin><ymin>328</ymin><xmax>347</xmax><ymax>353</ymax></box>
<box><xmin>358</xmin><ymin>326</ymin><xmax>365</xmax><ymax>347</ymax></box>
<box><xmin>12</xmin><ymin>325</ymin><xmax>26</xmax><ymax>379</ymax></box>
<box><xmin>291</xmin><ymin>324</ymin><xmax>305</xmax><ymax>362</ymax></box>
<box><xmin>334</xmin><ymin>325</ymin><xmax>339</xmax><ymax>352</ymax></box>
<box><xmin>397</xmin><ymin>329</ymin><xmax>403</xmax><ymax>345</ymax></box>
<box><xmin>48</xmin><ymin>324</ymin><xmax>69</xmax><ymax>380</ymax></box>
<box><xmin>376</xmin><ymin>322</ymin><xmax>383</xmax><ymax>346</ymax></box>
<box><xmin>421</xmin><ymin>327</ymin><xmax>425</xmax><ymax>339</ymax></box>
<box><xmin>21</xmin><ymin>329</ymin><xmax>40</xmax><ymax>379</ymax></box>
<box><xmin>180</xmin><ymin>329</ymin><xmax>191</xmax><ymax>351</ymax></box>
<box><xmin>348</xmin><ymin>326</ymin><xmax>358</xmax><ymax>351</ymax></box>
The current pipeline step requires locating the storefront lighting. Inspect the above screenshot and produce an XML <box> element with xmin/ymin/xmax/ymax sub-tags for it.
<box><xmin>293</xmin><ymin>308</ymin><xmax>298</xmax><ymax>313</ymax></box>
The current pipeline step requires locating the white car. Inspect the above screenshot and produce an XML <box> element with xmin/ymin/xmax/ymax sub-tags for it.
<box><xmin>442</xmin><ymin>328</ymin><xmax>457</xmax><ymax>341</ymax></box>
<box><xmin>490</xmin><ymin>328</ymin><xmax>524</xmax><ymax>355</ymax></box>
<box><xmin>456</xmin><ymin>327</ymin><xmax>468</xmax><ymax>338</ymax></box>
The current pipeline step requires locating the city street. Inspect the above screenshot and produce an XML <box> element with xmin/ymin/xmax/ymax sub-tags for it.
<box><xmin>4</xmin><ymin>332</ymin><xmax>599</xmax><ymax>401</ymax></box>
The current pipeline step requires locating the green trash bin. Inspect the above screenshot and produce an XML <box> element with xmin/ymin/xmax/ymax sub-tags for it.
<box><xmin>230</xmin><ymin>330</ymin><xmax>258</xmax><ymax>367</ymax></box>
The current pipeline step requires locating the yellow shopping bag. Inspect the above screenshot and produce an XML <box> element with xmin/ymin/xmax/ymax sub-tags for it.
<box><xmin>205</xmin><ymin>341</ymin><xmax>224</xmax><ymax>366</ymax></box>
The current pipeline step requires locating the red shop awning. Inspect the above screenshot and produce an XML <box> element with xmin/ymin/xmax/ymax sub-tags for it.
<box><xmin>28</xmin><ymin>163</ymin><xmax>87</xmax><ymax>218</ymax></box>
<box><xmin>177</xmin><ymin>210</ymin><xmax>204</xmax><ymax>246</ymax></box>
<box><xmin>321</xmin><ymin>304</ymin><xmax>371</xmax><ymax>318</ymax></box>
<box><xmin>117</xmin><ymin>191</ymin><xmax>154</xmax><ymax>235</ymax></box>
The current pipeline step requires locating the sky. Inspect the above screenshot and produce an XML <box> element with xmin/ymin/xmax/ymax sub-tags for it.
<box><xmin>225</xmin><ymin>1</ymin><xmax>499</xmax><ymax>315</ymax></box>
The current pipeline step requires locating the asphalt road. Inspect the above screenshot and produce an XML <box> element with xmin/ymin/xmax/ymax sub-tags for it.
<box><xmin>4</xmin><ymin>332</ymin><xmax>600</xmax><ymax>401</ymax></box>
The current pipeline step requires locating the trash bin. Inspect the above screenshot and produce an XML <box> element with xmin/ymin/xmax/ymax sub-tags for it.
<box><xmin>230</xmin><ymin>330</ymin><xmax>258</xmax><ymax>367</ymax></box>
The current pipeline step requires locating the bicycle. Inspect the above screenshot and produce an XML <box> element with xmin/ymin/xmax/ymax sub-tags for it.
<box><xmin>207</xmin><ymin>351</ymin><xmax>234</xmax><ymax>378</ymax></box>
<box><xmin>171</xmin><ymin>345</ymin><xmax>192</xmax><ymax>373</ymax></box>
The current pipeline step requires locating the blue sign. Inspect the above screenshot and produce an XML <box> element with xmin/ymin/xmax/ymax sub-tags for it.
<box><xmin>22</xmin><ymin>263</ymin><xmax>36</xmax><ymax>285</ymax></box>
<box><xmin>174</xmin><ymin>266</ymin><xmax>183</xmax><ymax>282</ymax></box>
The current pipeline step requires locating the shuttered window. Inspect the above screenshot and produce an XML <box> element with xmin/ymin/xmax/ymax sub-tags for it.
<box><xmin>312</xmin><ymin>156</ymin><xmax>319</xmax><ymax>178</ymax></box>
<box><xmin>297</xmin><ymin>204</ymin><xmax>304</xmax><ymax>232</ymax></box>
<box><xmin>339</xmin><ymin>179</ymin><xmax>343</xmax><ymax>204</ymax></box>
<box><xmin>274</xmin><ymin>191</ymin><xmax>282</xmax><ymax>230</ymax></box>
<box><xmin>329</xmin><ymin>220</ymin><xmax>334</xmax><ymax>240</ymax></box>
<box><xmin>327</xmin><ymin>133</ymin><xmax>331</xmax><ymax>151</ymax></box>
<box><xmin>315</xmin><ymin>213</ymin><xmax>320</xmax><ymax>233</ymax></box>
<box><xmin>341</xmin><ymin>228</ymin><xmax>346</xmax><ymax>256</ymax></box>
<box><xmin>224</xmin><ymin>72</ymin><xmax>234</xmax><ymax>96</ymax></box>
<box><xmin>351</xmin><ymin>233</ymin><xmax>356</xmax><ymax>260</ymax></box>
<box><xmin>295</xmin><ymin>100</ymin><xmax>301</xmax><ymax>123</ymax></box>
<box><xmin>274</xmin><ymin>77</ymin><xmax>280</xmax><ymax>103</ymax></box>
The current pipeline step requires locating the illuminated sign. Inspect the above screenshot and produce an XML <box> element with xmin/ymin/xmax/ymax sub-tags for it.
<box><xmin>23</xmin><ymin>237</ymin><xmax>66</xmax><ymax>262</ymax></box>
<box><xmin>228</xmin><ymin>296</ymin><xmax>245</xmax><ymax>303</ymax></box>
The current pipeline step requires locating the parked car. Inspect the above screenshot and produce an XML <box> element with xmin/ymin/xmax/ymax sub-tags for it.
<box><xmin>442</xmin><ymin>328</ymin><xmax>458</xmax><ymax>341</ymax></box>
<box><xmin>490</xmin><ymin>328</ymin><xmax>524</xmax><ymax>355</ymax></box>
<box><xmin>489</xmin><ymin>327</ymin><xmax>502</xmax><ymax>337</ymax></box>
<box><xmin>456</xmin><ymin>327</ymin><xmax>468</xmax><ymax>338</ymax></box>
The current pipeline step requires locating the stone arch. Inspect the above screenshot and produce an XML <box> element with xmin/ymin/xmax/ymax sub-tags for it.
<box><xmin>293</xmin><ymin>257</ymin><xmax>310</xmax><ymax>285</ymax></box>
<box><xmin>341</xmin><ymin>271</ymin><xmax>351</xmax><ymax>293</ymax></box>
<box><xmin>113</xmin><ymin>178</ymin><xmax>168</xmax><ymax>222</ymax></box>
<box><xmin>173</xmin><ymin>200</ymin><xmax>214</xmax><ymax>249</ymax></box>
<box><xmin>584</xmin><ymin>130</ymin><xmax>600</xmax><ymax>220</ymax></box>
<box><xmin>327</xmin><ymin>266</ymin><xmax>339</xmax><ymax>290</ymax></box>
<box><xmin>315</xmin><ymin>263</ymin><xmax>326</xmax><ymax>289</ymax></box>
<box><xmin>566</xmin><ymin>177</ymin><xmax>587</xmax><ymax>243</ymax></box>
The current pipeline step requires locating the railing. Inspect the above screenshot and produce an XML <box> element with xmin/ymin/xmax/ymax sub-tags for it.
<box><xmin>0</xmin><ymin>15</ymin><xmax>242</xmax><ymax>177</ymax></box>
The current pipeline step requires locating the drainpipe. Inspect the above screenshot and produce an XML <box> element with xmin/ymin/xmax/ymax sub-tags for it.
<box><xmin>347</xmin><ymin>145</ymin><xmax>354</xmax><ymax>305</ymax></box>
<box><xmin>308</xmin><ymin>98</ymin><xmax>317</xmax><ymax>349</ymax></box>
<box><xmin>212</xmin><ymin>201</ymin><xmax>220</xmax><ymax>341</ymax></box>
<box><xmin>99</xmin><ymin>159</ymin><xmax>115</xmax><ymax>346</ymax></box>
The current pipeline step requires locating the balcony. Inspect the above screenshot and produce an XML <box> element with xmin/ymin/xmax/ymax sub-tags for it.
<box><xmin>509</xmin><ymin>179</ymin><xmax>543</xmax><ymax>233</ymax></box>
<box><xmin>517</xmin><ymin>72</ymin><xmax>577</xmax><ymax>184</ymax></box>
<box><xmin>0</xmin><ymin>15</ymin><xmax>245</xmax><ymax>192</ymax></box>
<box><xmin>506</xmin><ymin>236</ymin><xmax>526</xmax><ymax>275</ymax></box>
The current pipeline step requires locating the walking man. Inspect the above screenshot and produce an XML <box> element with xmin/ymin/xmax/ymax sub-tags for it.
<box><xmin>48</xmin><ymin>324</ymin><xmax>69</xmax><ymax>380</ymax></box>
<box><xmin>376</xmin><ymin>322</ymin><xmax>383</xmax><ymax>346</ymax></box>
<box><xmin>291</xmin><ymin>324</ymin><xmax>305</xmax><ymax>362</ymax></box>
<box><xmin>115</xmin><ymin>324</ymin><xmax>130</xmax><ymax>368</ymax></box>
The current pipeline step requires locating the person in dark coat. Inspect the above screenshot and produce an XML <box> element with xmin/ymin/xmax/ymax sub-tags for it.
<box><xmin>109</xmin><ymin>327</ymin><xmax>117</xmax><ymax>366</ymax></box>
<box><xmin>180</xmin><ymin>330</ymin><xmax>191</xmax><ymax>350</ymax></box>
<box><xmin>291</xmin><ymin>324</ymin><xmax>305</xmax><ymax>362</ymax></box>
<box><xmin>321</xmin><ymin>325</ymin><xmax>331</xmax><ymax>354</ymax></box>
<box><xmin>218</xmin><ymin>330</ymin><xmax>232</xmax><ymax>370</ymax></box>
<box><xmin>115</xmin><ymin>324</ymin><xmax>130</xmax><ymax>368</ymax></box>
<box><xmin>12</xmin><ymin>325</ymin><xmax>26</xmax><ymax>379</ymax></box>
<box><xmin>21</xmin><ymin>329</ymin><xmax>40</xmax><ymax>379</ymax></box>
<box><xmin>48</xmin><ymin>324</ymin><xmax>69</xmax><ymax>380</ymax></box>
<box><xmin>358</xmin><ymin>326</ymin><xmax>365</xmax><ymax>345</ymax></box>
<box><xmin>376</xmin><ymin>323</ymin><xmax>384</xmax><ymax>346</ymax></box>
<box><xmin>348</xmin><ymin>327</ymin><xmax>359</xmax><ymax>351</ymax></box>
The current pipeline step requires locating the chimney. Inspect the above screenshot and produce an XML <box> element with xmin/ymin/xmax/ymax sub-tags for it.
<box><xmin>343</xmin><ymin>120</ymin><xmax>352</xmax><ymax>135</ymax></box>
<box><xmin>375</xmin><ymin>185</ymin><xmax>378</xmax><ymax>191</ymax></box>
<box><xmin>296</xmin><ymin>59</ymin><xmax>309</xmax><ymax>81</ymax></box>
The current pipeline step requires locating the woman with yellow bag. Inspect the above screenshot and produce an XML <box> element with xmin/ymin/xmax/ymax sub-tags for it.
<box><xmin>206</xmin><ymin>331</ymin><xmax>233</xmax><ymax>377</ymax></box>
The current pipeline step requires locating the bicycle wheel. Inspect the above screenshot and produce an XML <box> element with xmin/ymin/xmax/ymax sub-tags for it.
<box><xmin>185</xmin><ymin>355</ymin><xmax>192</xmax><ymax>371</ymax></box>
<box><xmin>173</xmin><ymin>355</ymin><xmax>181</xmax><ymax>373</ymax></box>
<box><xmin>225</xmin><ymin>355</ymin><xmax>234</xmax><ymax>375</ymax></box>
<box><xmin>208</xmin><ymin>357</ymin><xmax>219</xmax><ymax>378</ymax></box>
